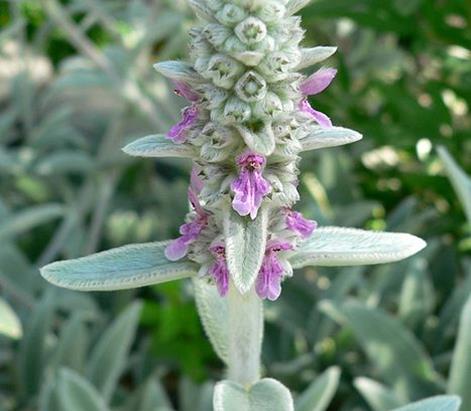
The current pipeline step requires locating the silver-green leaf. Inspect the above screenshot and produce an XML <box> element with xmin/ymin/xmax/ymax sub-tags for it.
<box><xmin>295</xmin><ymin>366</ymin><xmax>341</xmax><ymax>411</ymax></box>
<box><xmin>0</xmin><ymin>297</ymin><xmax>22</xmax><ymax>339</ymax></box>
<box><xmin>56</xmin><ymin>368</ymin><xmax>109</xmax><ymax>411</ymax></box>
<box><xmin>86</xmin><ymin>302</ymin><xmax>142</xmax><ymax>401</ymax></box>
<box><xmin>354</xmin><ymin>377</ymin><xmax>403</xmax><ymax>411</ymax></box>
<box><xmin>224</xmin><ymin>207</ymin><xmax>268</xmax><ymax>294</ymax></box>
<box><xmin>320</xmin><ymin>300</ymin><xmax>438</xmax><ymax>388</ymax></box>
<box><xmin>438</xmin><ymin>146</ymin><xmax>471</xmax><ymax>223</ymax></box>
<box><xmin>286</xmin><ymin>0</ymin><xmax>312</xmax><ymax>16</ymax></box>
<box><xmin>154</xmin><ymin>60</ymin><xmax>201</xmax><ymax>83</ymax></box>
<box><xmin>213</xmin><ymin>378</ymin><xmax>294</xmax><ymax>411</ymax></box>
<box><xmin>40</xmin><ymin>241</ymin><xmax>198</xmax><ymax>291</ymax></box>
<box><xmin>193</xmin><ymin>278</ymin><xmax>229</xmax><ymax>364</ymax></box>
<box><xmin>448</xmin><ymin>295</ymin><xmax>471</xmax><ymax>411</ymax></box>
<box><xmin>122</xmin><ymin>134</ymin><xmax>196</xmax><ymax>159</ymax></box>
<box><xmin>392</xmin><ymin>396</ymin><xmax>461</xmax><ymax>411</ymax></box>
<box><xmin>291</xmin><ymin>227</ymin><xmax>426</xmax><ymax>269</ymax></box>
<box><xmin>0</xmin><ymin>204</ymin><xmax>63</xmax><ymax>239</ymax></box>
<box><xmin>297</xmin><ymin>47</ymin><xmax>338</xmax><ymax>70</ymax></box>
<box><xmin>299</xmin><ymin>127</ymin><xmax>362</xmax><ymax>152</ymax></box>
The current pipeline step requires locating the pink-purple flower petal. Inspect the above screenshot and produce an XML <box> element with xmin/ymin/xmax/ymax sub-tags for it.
<box><xmin>190</xmin><ymin>165</ymin><xmax>205</xmax><ymax>194</ymax></box>
<box><xmin>255</xmin><ymin>240</ymin><xmax>293</xmax><ymax>301</ymax></box>
<box><xmin>165</xmin><ymin>237</ymin><xmax>191</xmax><ymax>261</ymax></box>
<box><xmin>209</xmin><ymin>243</ymin><xmax>229</xmax><ymax>297</ymax></box>
<box><xmin>165</xmin><ymin>190</ymin><xmax>208</xmax><ymax>261</ymax></box>
<box><xmin>173</xmin><ymin>81</ymin><xmax>200</xmax><ymax>102</ymax></box>
<box><xmin>300</xmin><ymin>67</ymin><xmax>337</xmax><ymax>96</ymax></box>
<box><xmin>167</xmin><ymin>105</ymin><xmax>199</xmax><ymax>144</ymax></box>
<box><xmin>231</xmin><ymin>151</ymin><xmax>271</xmax><ymax>220</ymax></box>
<box><xmin>299</xmin><ymin>99</ymin><xmax>333</xmax><ymax>128</ymax></box>
<box><xmin>284</xmin><ymin>208</ymin><xmax>317</xmax><ymax>239</ymax></box>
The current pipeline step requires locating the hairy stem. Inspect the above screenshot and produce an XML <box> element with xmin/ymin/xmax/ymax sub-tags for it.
<box><xmin>227</xmin><ymin>283</ymin><xmax>263</xmax><ymax>386</ymax></box>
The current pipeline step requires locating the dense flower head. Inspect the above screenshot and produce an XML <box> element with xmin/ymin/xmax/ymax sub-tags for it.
<box><xmin>159</xmin><ymin>0</ymin><xmax>342</xmax><ymax>300</ymax></box>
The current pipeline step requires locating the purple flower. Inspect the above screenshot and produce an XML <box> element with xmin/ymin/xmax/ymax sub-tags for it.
<box><xmin>167</xmin><ymin>104</ymin><xmax>199</xmax><ymax>144</ymax></box>
<box><xmin>209</xmin><ymin>243</ymin><xmax>230</xmax><ymax>297</ymax></box>
<box><xmin>165</xmin><ymin>189</ymin><xmax>208</xmax><ymax>261</ymax></box>
<box><xmin>284</xmin><ymin>208</ymin><xmax>317</xmax><ymax>239</ymax></box>
<box><xmin>256</xmin><ymin>240</ymin><xmax>293</xmax><ymax>301</ymax></box>
<box><xmin>231</xmin><ymin>151</ymin><xmax>271</xmax><ymax>220</ymax></box>
<box><xmin>299</xmin><ymin>99</ymin><xmax>333</xmax><ymax>128</ymax></box>
<box><xmin>190</xmin><ymin>165</ymin><xmax>204</xmax><ymax>194</ymax></box>
<box><xmin>299</xmin><ymin>67</ymin><xmax>337</xmax><ymax>128</ymax></box>
<box><xmin>300</xmin><ymin>68</ymin><xmax>337</xmax><ymax>96</ymax></box>
<box><xmin>173</xmin><ymin>81</ymin><xmax>200</xmax><ymax>102</ymax></box>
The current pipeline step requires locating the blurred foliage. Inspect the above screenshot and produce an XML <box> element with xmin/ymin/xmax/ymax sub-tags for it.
<box><xmin>0</xmin><ymin>0</ymin><xmax>470</xmax><ymax>410</ymax></box>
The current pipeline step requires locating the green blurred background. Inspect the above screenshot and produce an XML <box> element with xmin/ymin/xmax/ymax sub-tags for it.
<box><xmin>0</xmin><ymin>0</ymin><xmax>470</xmax><ymax>410</ymax></box>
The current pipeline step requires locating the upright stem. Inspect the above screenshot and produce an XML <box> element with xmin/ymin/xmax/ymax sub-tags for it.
<box><xmin>227</xmin><ymin>283</ymin><xmax>264</xmax><ymax>386</ymax></box>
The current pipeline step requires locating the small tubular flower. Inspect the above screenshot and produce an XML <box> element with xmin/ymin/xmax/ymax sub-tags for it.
<box><xmin>173</xmin><ymin>80</ymin><xmax>200</xmax><ymax>102</ymax></box>
<box><xmin>165</xmin><ymin>188</ymin><xmax>208</xmax><ymax>261</ymax></box>
<box><xmin>300</xmin><ymin>68</ymin><xmax>337</xmax><ymax>96</ymax></box>
<box><xmin>284</xmin><ymin>208</ymin><xmax>317</xmax><ymax>239</ymax></box>
<box><xmin>167</xmin><ymin>105</ymin><xmax>199</xmax><ymax>143</ymax></box>
<box><xmin>231</xmin><ymin>151</ymin><xmax>271</xmax><ymax>219</ymax></box>
<box><xmin>256</xmin><ymin>240</ymin><xmax>293</xmax><ymax>301</ymax></box>
<box><xmin>299</xmin><ymin>67</ymin><xmax>337</xmax><ymax>128</ymax></box>
<box><xmin>209</xmin><ymin>243</ymin><xmax>230</xmax><ymax>296</ymax></box>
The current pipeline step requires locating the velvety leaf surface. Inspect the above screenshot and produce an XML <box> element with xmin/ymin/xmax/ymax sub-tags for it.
<box><xmin>86</xmin><ymin>302</ymin><xmax>142</xmax><ymax>401</ymax></box>
<box><xmin>193</xmin><ymin>278</ymin><xmax>229</xmax><ymax>364</ymax></box>
<box><xmin>224</xmin><ymin>207</ymin><xmax>268</xmax><ymax>294</ymax></box>
<box><xmin>295</xmin><ymin>366</ymin><xmax>341</xmax><ymax>411</ymax></box>
<box><xmin>122</xmin><ymin>134</ymin><xmax>196</xmax><ymax>158</ymax></box>
<box><xmin>448</xmin><ymin>296</ymin><xmax>471</xmax><ymax>410</ymax></box>
<box><xmin>438</xmin><ymin>146</ymin><xmax>471</xmax><ymax>223</ymax></box>
<box><xmin>0</xmin><ymin>297</ymin><xmax>22</xmax><ymax>339</ymax></box>
<box><xmin>299</xmin><ymin>127</ymin><xmax>362</xmax><ymax>151</ymax></box>
<box><xmin>56</xmin><ymin>368</ymin><xmax>109</xmax><ymax>411</ymax></box>
<box><xmin>354</xmin><ymin>377</ymin><xmax>403</xmax><ymax>411</ymax></box>
<box><xmin>392</xmin><ymin>395</ymin><xmax>461</xmax><ymax>411</ymax></box>
<box><xmin>40</xmin><ymin>241</ymin><xmax>198</xmax><ymax>291</ymax></box>
<box><xmin>320</xmin><ymin>300</ymin><xmax>438</xmax><ymax>386</ymax></box>
<box><xmin>291</xmin><ymin>227</ymin><xmax>426</xmax><ymax>268</ymax></box>
<box><xmin>213</xmin><ymin>378</ymin><xmax>294</xmax><ymax>411</ymax></box>
<box><xmin>297</xmin><ymin>46</ymin><xmax>337</xmax><ymax>70</ymax></box>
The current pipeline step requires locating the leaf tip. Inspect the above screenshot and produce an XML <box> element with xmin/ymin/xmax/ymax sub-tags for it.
<box><xmin>404</xmin><ymin>234</ymin><xmax>427</xmax><ymax>258</ymax></box>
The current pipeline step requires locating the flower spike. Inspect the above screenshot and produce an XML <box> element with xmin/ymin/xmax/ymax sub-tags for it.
<box><xmin>42</xmin><ymin>0</ymin><xmax>426</xmax><ymax>306</ymax></box>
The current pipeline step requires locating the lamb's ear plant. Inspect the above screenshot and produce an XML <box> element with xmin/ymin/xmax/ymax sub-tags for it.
<box><xmin>40</xmin><ymin>0</ymin><xmax>428</xmax><ymax>408</ymax></box>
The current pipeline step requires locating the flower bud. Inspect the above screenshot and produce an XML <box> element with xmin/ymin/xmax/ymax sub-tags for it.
<box><xmin>223</xmin><ymin>96</ymin><xmax>251</xmax><ymax>123</ymax></box>
<box><xmin>253</xmin><ymin>92</ymin><xmax>283</xmax><ymax>119</ymax></box>
<box><xmin>235</xmin><ymin>17</ymin><xmax>267</xmax><ymax>45</ymax></box>
<box><xmin>235</xmin><ymin>71</ymin><xmax>267</xmax><ymax>103</ymax></box>
<box><xmin>206</xmin><ymin>0</ymin><xmax>224</xmax><ymax>11</ymax></box>
<box><xmin>188</xmin><ymin>29</ymin><xmax>212</xmax><ymax>59</ymax></box>
<box><xmin>257</xmin><ymin>2</ymin><xmax>286</xmax><ymax>22</ymax></box>
<box><xmin>203</xmin><ymin>23</ymin><xmax>232</xmax><ymax>48</ymax></box>
<box><xmin>216</xmin><ymin>4</ymin><xmax>246</xmax><ymax>25</ymax></box>
<box><xmin>205</xmin><ymin>54</ymin><xmax>244</xmax><ymax>89</ymax></box>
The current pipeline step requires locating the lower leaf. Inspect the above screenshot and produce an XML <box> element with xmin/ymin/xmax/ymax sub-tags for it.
<box><xmin>213</xmin><ymin>378</ymin><xmax>293</xmax><ymax>411</ymax></box>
